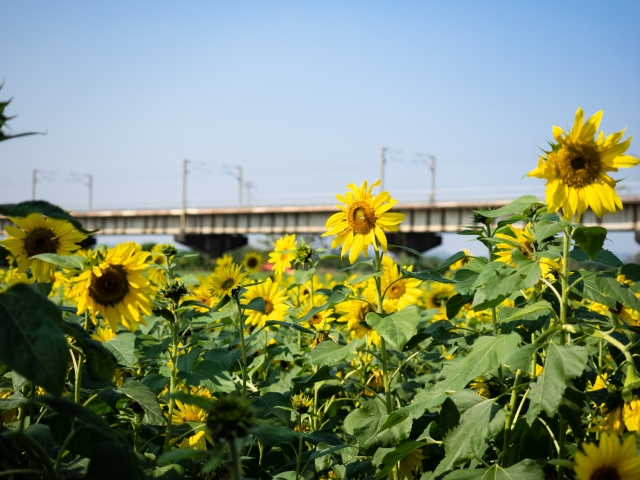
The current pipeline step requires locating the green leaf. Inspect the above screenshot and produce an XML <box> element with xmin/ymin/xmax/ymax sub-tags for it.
<box><xmin>434</xmin><ymin>400</ymin><xmax>505</xmax><ymax>475</ymax></box>
<box><xmin>499</xmin><ymin>301</ymin><xmax>552</xmax><ymax>323</ymax></box>
<box><xmin>169</xmin><ymin>392</ymin><xmax>216</xmax><ymax>411</ymax></box>
<box><xmin>446</xmin><ymin>294</ymin><xmax>469</xmax><ymax>320</ymax></box>
<box><xmin>506</xmin><ymin>344</ymin><xmax>541</xmax><ymax>372</ymax></box>
<box><xmin>117</xmin><ymin>380</ymin><xmax>166</xmax><ymax>425</ymax></box>
<box><xmin>348</xmin><ymin>270</ymin><xmax>382</xmax><ymax>285</ymax></box>
<box><xmin>251</xmin><ymin>425</ymin><xmax>298</xmax><ymax>446</ymax></box>
<box><xmin>339</xmin><ymin>258</ymin><xmax>375</xmax><ymax>271</ymax></box>
<box><xmin>443</xmin><ymin>459</ymin><xmax>544</xmax><ymax>480</ymax></box>
<box><xmin>570</xmin><ymin>247</ymin><xmax>622</xmax><ymax>267</ymax></box>
<box><xmin>388</xmin><ymin>243</ymin><xmax>422</xmax><ymax>256</ymax></box>
<box><xmin>477</xmin><ymin>196</ymin><xmax>543</xmax><ymax>218</ymax></box>
<box><xmin>243</xmin><ymin>297</ymin><xmax>265</xmax><ymax>313</ymax></box>
<box><xmin>178</xmin><ymin>360</ymin><xmax>236</xmax><ymax>393</ymax></box>
<box><xmin>435</xmin><ymin>251</ymin><xmax>468</xmax><ymax>273</ymax></box>
<box><xmin>526</xmin><ymin>344</ymin><xmax>588</xmax><ymax>425</ymax></box>
<box><xmin>298</xmin><ymin>285</ymin><xmax>352</xmax><ymax>324</ymax></box>
<box><xmin>534</xmin><ymin>220</ymin><xmax>564</xmax><ymax>243</ymax></box>
<box><xmin>62</xmin><ymin>322</ymin><xmax>117</xmax><ymax>382</ymax></box>
<box><xmin>31</xmin><ymin>253</ymin><xmax>85</xmax><ymax>270</ymax></box>
<box><xmin>375</xmin><ymin>440</ymin><xmax>428</xmax><ymax>479</ymax></box>
<box><xmin>265</xmin><ymin>320</ymin><xmax>316</xmax><ymax>335</ymax></box>
<box><xmin>251</xmin><ymin>392</ymin><xmax>290</xmax><ymax>426</ymax></box>
<box><xmin>595</xmin><ymin>275</ymin><xmax>640</xmax><ymax>311</ymax></box>
<box><xmin>620</xmin><ymin>264</ymin><xmax>640</xmax><ymax>282</ymax></box>
<box><xmin>105</xmin><ymin>333</ymin><xmax>138</xmax><ymax>368</ymax></box>
<box><xmin>366</xmin><ymin>306</ymin><xmax>422</xmax><ymax>351</ymax></box>
<box><xmin>292</xmin><ymin>365</ymin><xmax>335</xmax><ymax>393</ymax></box>
<box><xmin>0</xmin><ymin>284</ymin><xmax>68</xmax><ymax>396</ymax></box>
<box><xmin>400</xmin><ymin>268</ymin><xmax>456</xmax><ymax>284</ymax></box>
<box><xmin>0</xmin><ymin>200</ymin><xmax>95</xmax><ymax>234</ymax></box>
<box><xmin>573</xmin><ymin>226</ymin><xmax>607</xmax><ymax>260</ymax></box>
<box><xmin>344</xmin><ymin>407</ymin><xmax>413</xmax><ymax>449</ymax></box>
<box><xmin>305</xmin><ymin>339</ymin><xmax>360</xmax><ymax>367</ymax></box>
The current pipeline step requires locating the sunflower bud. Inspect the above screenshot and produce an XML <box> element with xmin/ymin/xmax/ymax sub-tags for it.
<box><xmin>472</xmin><ymin>210</ymin><xmax>491</xmax><ymax>225</ymax></box>
<box><xmin>294</xmin><ymin>240</ymin><xmax>315</xmax><ymax>267</ymax></box>
<box><xmin>160</xmin><ymin>243</ymin><xmax>179</xmax><ymax>258</ymax></box>
<box><xmin>206</xmin><ymin>394</ymin><xmax>256</xmax><ymax>442</ymax></box>
<box><xmin>159</xmin><ymin>279</ymin><xmax>188</xmax><ymax>304</ymax></box>
<box><xmin>292</xmin><ymin>392</ymin><xmax>313</xmax><ymax>414</ymax></box>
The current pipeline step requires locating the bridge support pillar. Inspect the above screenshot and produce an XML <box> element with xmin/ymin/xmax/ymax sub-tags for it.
<box><xmin>386</xmin><ymin>232</ymin><xmax>442</xmax><ymax>255</ymax></box>
<box><xmin>174</xmin><ymin>233</ymin><xmax>248</xmax><ymax>258</ymax></box>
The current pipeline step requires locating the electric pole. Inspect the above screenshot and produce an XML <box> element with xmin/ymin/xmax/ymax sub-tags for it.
<box><xmin>32</xmin><ymin>169</ymin><xmax>37</xmax><ymax>200</ymax></box>
<box><xmin>379</xmin><ymin>147</ymin><xmax>386</xmax><ymax>191</ymax></box>
<box><xmin>87</xmin><ymin>174</ymin><xmax>93</xmax><ymax>211</ymax></box>
<box><xmin>237</xmin><ymin>166</ymin><xmax>243</xmax><ymax>206</ymax></box>
<box><xmin>429</xmin><ymin>155</ymin><xmax>436</xmax><ymax>203</ymax></box>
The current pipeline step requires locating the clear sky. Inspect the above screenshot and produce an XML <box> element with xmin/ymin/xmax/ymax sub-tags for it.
<box><xmin>2</xmin><ymin>1</ymin><xmax>640</xmax><ymax>255</ymax></box>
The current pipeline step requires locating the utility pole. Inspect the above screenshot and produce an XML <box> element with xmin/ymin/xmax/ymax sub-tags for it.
<box><xmin>429</xmin><ymin>155</ymin><xmax>436</xmax><ymax>203</ymax></box>
<box><xmin>181</xmin><ymin>159</ymin><xmax>188</xmax><ymax>232</ymax></box>
<box><xmin>87</xmin><ymin>174</ymin><xmax>93</xmax><ymax>211</ymax></box>
<box><xmin>32</xmin><ymin>169</ymin><xmax>37</xmax><ymax>200</ymax></box>
<box><xmin>237</xmin><ymin>166</ymin><xmax>243</xmax><ymax>206</ymax></box>
<box><xmin>379</xmin><ymin>147</ymin><xmax>386</xmax><ymax>191</ymax></box>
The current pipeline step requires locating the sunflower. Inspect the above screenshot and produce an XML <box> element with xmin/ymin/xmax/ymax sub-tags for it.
<box><xmin>69</xmin><ymin>243</ymin><xmax>154</xmax><ymax>332</ymax></box>
<box><xmin>323</xmin><ymin>180</ymin><xmax>405</xmax><ymax>264</ymax></box>
<box><xmin>1</xmin><ymin>213</ymin><xmax>87</xmax><ymax>282</ymax></box>
<box><xmin>469</xmin><ymin>376</ymin><xmax>503</xmax><ymax>399</ymax></box>
<box><xmin>528</xmin><ymin>108</ymin><xmax>639</xmax><ymax>220</ymax></box>
<box><xmin>91</xmin><ymin>325</ymin><xmax>116</xmax><ymax>342</ymax></box>
<box><xmin>242</xmin><ymin>278</ymin><xmax>290</xmax><ymax>329</ymax></box>
<box><xmin>494</xmin><ymin>224</ymin><xmax>557</xmax><ymax>278</ymax></box>
<box><xmin>395</xmin><ymin>447</ymin><xmax>423</xmax><ymax>480</ymax></box>
<box><xmin>623</xmin><ymin>400</ymin><xmax>640</xmax><ymax>432</ymax></box>
<box><xmin>207</xmin><ymin>264</ymin><xmax>247</xmax><ymax>298</ymax></box>
<box><xmin>381</xmin><ymin>261</ymin><xmax>423</xmax><ymax>311</ymax></box>
<box><xmin>171</xmin><ymin>400</ymin><xmax>212</xmax><ymax>451</ymax></box>
<box><xmin>574</xmin><ymin>433</ymin><xmax>640</xmax><ymax>480</ymax></box>
<box><xmin>215</xmin><ymin>253</ymin><xmax>233</xmax><ymax>269</ymax></box>
<box><xmin>242</xmin><ymin>251</ymin><xmax>263</xmax><ymax>273</ymax></box>
<box><xmin>183</xmin><ymin>283</ymin><xmax>219</xmax><ymax>313</ymax></box>
<box><xmin>423</xmin><ymin>284</ymin><xmax>456</xmax><ymax>310</ymax></box>
<box><xmin>146</xmin><ymin>244</ymin><xmax>168</xmax><ymax>286</ymax></box>
<box><xmin>268</xmin><ymin>234</ymin><xmax>297</xmax><ymax>275</ymax></box>
<box><xmin>299</xmin><ymin>296</ymin><xmax>334</xmax><ymax>331</ymax></box>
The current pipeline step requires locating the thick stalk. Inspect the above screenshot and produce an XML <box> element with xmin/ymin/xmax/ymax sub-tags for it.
<box><xmin>501</xmin><ymin>369</ymin><xmax>523</xmax><ymax>466</ymax></box>
<box><xmin>235</xmin><ymin>297</ymin><xmax>248</xmax><ymax>398</ymax></box>
<box><xmin>295</xmin><ymin>414</ymin><xmax>304</xmax><ymax>480</ymax></box>
<box><xmin>557</xmin><ymin>226</ymin><xmax>571</xmax><ymax>479</ymax></box>
<box><xmin>163</xmin><ymin>319</ymin><xmax>179</xmax><ymax>452</ymax></box>
<box><xmin>229</xmin><ymin>439</ymin><xmax>243</xmax><ymax>480</ymax></box>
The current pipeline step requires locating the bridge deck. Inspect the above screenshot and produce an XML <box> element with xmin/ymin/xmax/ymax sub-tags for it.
<box><xmin>3</xmin><ymin>198</ymin><xmax>640</xmax><ymax>236</ymax></box>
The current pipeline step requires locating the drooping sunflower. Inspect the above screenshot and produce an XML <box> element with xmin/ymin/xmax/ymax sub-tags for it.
<box><xmin>242</xmin><ymin>278</ymin><xmax>290</xmax><ymax>329</ymax></box>
<box><xmin>323</xmin><ymin>180</ymin><xmax>405</xmax><ymax>264</ymax></box>
<box><xmin>1</xmin><ymin>213</ymin><xmax>87</xmax><ymax>282</ymax></box>
<box><xmin>268</xmin><ymin>234</ymin><xmax>297</xmax><ymax>275</ymax></box>
<box><xmin>207</xmin><ymin>264</ymin><xmax>247</xmax><ymax>298</ymax></box>
<box><xmin>69</xmin><ymin>243</ymin><xmax>154</xmax><ymax>332</ymax></box>
<box><xmin>528</xmin><ymin>107</ymin><xmax>639</xmax><ymax>220</ymax></box>
<box><xmin>242</xmin><ymin>251</ymin><xmax>263</xmax><ymax>273</ymax></box>
<box><xmin>574</xmin><ymin>433</ymin><xmax>640</xmax><ymax>480</ymax></box>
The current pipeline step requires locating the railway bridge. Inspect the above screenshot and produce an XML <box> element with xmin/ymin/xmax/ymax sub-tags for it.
<box><xmin>3</xmin><ymin>198</ymin><xmax>640</xmax><ymax>256</ymax></box>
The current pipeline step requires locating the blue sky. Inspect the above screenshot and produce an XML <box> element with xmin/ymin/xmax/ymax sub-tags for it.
<box><xmin>2</xmin><ymin>1</ymin><xmax>640</xmax><ymax>255</ymax></box>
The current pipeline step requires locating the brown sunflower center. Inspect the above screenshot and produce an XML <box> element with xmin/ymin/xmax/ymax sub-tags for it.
<box><xmin>89</xmin><ymin>265</ymin><xmax>130</xmax><ymax>307</ymax></box>
<box><xmin>519</xmin><ymin>240</ymin><xmax>533</xmax><ymax>259</ymax></box>
<box><xmin>263</xmin><ymin>298</ymin><xmax>274</xmax><ymax>315</ymax></box>
<box><xmin>590</xmin><ymin>466</ymin><xmax>620</xmax><ymax>480</ymax></box>
<box><xmin>347</xmin><ymin>201</ymin><xmax>377</xmax><ymax>235</ymax></box>
<box><xmin>309</xmin><ymin>313</ymin><xmax>323</xmax><ymax>325</ymax></box>
<box><xmin>24</xmin><ymin>227</ymin><xmax>59</xmax><ymax>257</ymax></box>
<box><xmin>431</xmin><ymin>292</ymin><xmax>450</xmax><ymax>308</ymax></box>
<box><xmin>182</xmin><ymin>413</ymin><xmax>202</xmax><ymax>422</ymax></box>
<box><xmin>222</xmin><ymin>278</ymin><xmax>236</xmax><ymax>290</ymax></box>
<box><xmin>554</xmin><ymin>142</ymin><xmax>601</xmax><ymax>188</ymax></box>
<box><xmin>245</xmin><ymin>257</ymin><xmax>259</xmax><ymax>269</ymax></box>
<box><xmin>357</xmin><ymin>304</ymin><xmax>375</xmax><ymax>323</ymax></box>
<box><xmin>387</xmin><ymin>281</ymin><xmax>406</xmax><ymax>299</ymax></box>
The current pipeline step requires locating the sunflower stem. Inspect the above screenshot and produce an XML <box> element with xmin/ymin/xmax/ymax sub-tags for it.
<box><xmin>229</xmin><ymin>438</ymin><xmax>243</xmax><ymax>480</ymax></box>
<box><xmin>74</xmin><ymin>350</ymin><xmax>84</xmax><ymax>404</ymax></box>
<box><xmin>234</xmin><ymin>297</ymin><xmax>248</xmax><ymax>399</ymax></box>
<box><xmin>163</xmin><ymin>317</ymin><xmax>179</xmax><ymax>453</ymax></box>
<box><xmin>501</xmin><ymin>369</ymin><xmax>523</xmax><ymax>467</ymax></box>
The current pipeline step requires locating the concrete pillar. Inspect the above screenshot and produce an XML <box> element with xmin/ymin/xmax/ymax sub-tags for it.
<box><xmin>174</xmin><ymin>233</ymin><xmax>248</xmax><ymax>258</ymax></box>
<box><xmin>386</xmin><ymin>232</ymin><xmax>442</xmax><ymax>255</ymax></box>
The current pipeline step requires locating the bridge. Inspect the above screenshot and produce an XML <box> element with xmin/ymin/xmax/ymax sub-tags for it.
<box><xmin>4</xmin><ymin>197</ymin><xmax>640</xmax><ymax>256</ymax></box>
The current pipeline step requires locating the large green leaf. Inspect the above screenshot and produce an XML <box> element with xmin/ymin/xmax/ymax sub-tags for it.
<box><xmin>292</xmin><ymin>365</ymin><xmax>336</xmax><ymax>393</ymax></box>
<box><xmin>534</xmin><ymin>220</ymin><xmax>564</xmax><ymax>242</ymax></box>
<box><xmin>178</xmin><ymin>360</ymin><xmax>236</xmax><ymax>393</ymax></box>
<box><xmin>499</xmin><ymin>301</ymin><xmax>552</xmax><ymax>323</ymax></box>
<box><xmin>478</xmin><ymin>196</ymin><xmax>543</xmax><ymax>218</ymax></box>
<box><xmin>105</xmin><ymin>333</ymin><xmax>138</xmax><ymax>368</ymax></box>
<box><xmin>595</xmin><ymin>276</ymin><xmax>640</xmax><ymax>311</ymax></box>
<box><xmin>366</xmin><ymin>306</ymin><xmax>422</xmax><ymax>351</ymax></box>
<box><xmin>526</xmin><ymin>344</ymin><xmax>588</xmax><ymax>425</ymax></box>
<box><xmin>572</xmin><ymin>226</ymin><xmax>607</xmax><ymax>261</ymax></box>
<box><xmin>31</xmin><ymin>253</ymin><xmax>85</xmax><ymax>270</ymax></box>
<box><xmin>374</xmin><ymin>440</ymin><xmax>428</xmax><ymax>479</ymax></box>
<box><xmin>62</xmin><ymin>322</ymin><xmax>117</xmax><ymax>382</ymax></box>
<box><xmin>344</xmin><ymin>407</ymin><xmax>413</xmax><ymax>449</ymax></box>
<box><xmin>305</xmin><ymin>339</ymin><xmax>360</xmax><ymax>367</ymax></box>
<box><xmin>435</xmin><ymin>400</ymin><xmax>505</xmax><ymax>475</ymax></box>
<box><xmin>443</xmin><ymin>459</ymin><xmax>544</xmax><ymax>480</ymax></box>
<box><xmin>0</xmin><ymin>200</ymin><xmax>95</xmax><ymax>234</ymax></box>
<box><xmin>298</xmin><ymin>285</ymin><xmax>352</xmax><ymax>323</ymax></box>
<box><xmin>118</xmin><ymin>380</ymin><xmax>166</xmax><ymax>425</ymax></box>
<box><xmin>0</xmin><ymin>284</ymin><xmax>68</xmax><ymax>396</ymax></box>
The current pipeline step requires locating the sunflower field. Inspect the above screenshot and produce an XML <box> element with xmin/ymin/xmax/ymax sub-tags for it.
<box><xmin>2</xmin><ymin>108</ymin><xmax>640</xmax><ymax>480</ymax></box>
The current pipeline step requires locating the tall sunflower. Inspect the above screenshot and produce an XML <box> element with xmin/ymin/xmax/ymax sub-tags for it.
<box><xmin>242</xmin><ymin>251</ymin><xmax>263</xmax><ymax>273</ymax></box>
<box><xmin>1</xmin><ymin>213</ymin><xmax>87</xmax><ymax>282</ymax></box>
<box><xmin>268</xmin><ymin>234</ymin><xmax>297</xmax><ymax>275</ymax></box>
<box><xmin>574</xmin><ymin>433</ymin><xmax>640</xmax><ymax>480</ymax></box>
<box><xmin>207</xmin><ymin>264</ymin><xmax>247</xmax><ymax>298</ymax></box>
<box><xmin>69</xmin><ymin>243</ymin><xmax>154</xmax><ymax>332</ymax></box>
<box><xmin>323</xmin><ymin>180</ymin><xmax>405</xmax><ymax>264</ymax></box>
<box><xmin>242</xmin><ymin>278</ymin><xmax>290</xmax><ymax>329</ymax></box>
<box><xmin>528</xmin><ymin>108</ymin><xmax>639</xmax><ymax>220</ymax></box>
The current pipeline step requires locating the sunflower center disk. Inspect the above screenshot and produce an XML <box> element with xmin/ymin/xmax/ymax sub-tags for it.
<box><xmin>554</xmin><ymin>142</ymin><xmax>601</xmax><ymax>188</ymax></box>
<box><xmin>263</xmin><ymin>298</ymin><xmax>274</xmax><ymax>315</ymax></box>
<box><xmin>348</xmin><ymin>202</ymin><xmax>377</xmax><ymax>235</ymax></box>
<box><xmin>183</xmin><ymin>413</ymin><xmax>202</xmax><ymax>422</ymax></box>
<box><xmin>89</xmin><ymin>265</ymin><xmax>130</xmax><ymax>307</ymax></box>
<box><xmin>590</xmin><ymin>466</ymin><xmax>620</xmax><ymax>480</ymax></box>
<box><xmin>246</xmin><ymin>258</ymin><xmax>259</xmax><ymax>269</ymax></box>
<box><xmin>387</xmin><ymin>282</ymin><xmax>406</xmax><ymax>299</ymax></box>
<box><xmin>222</xmin><ymin>278</ymin><xmax>236</xmax><ymax>290</ymax></box>
<box><xmin>24</xmin><ymin>227</ymin><xmax>59</xmax><ymax>257</ymax></box>
<box><xmin>309</xmin><ymin>313</ymin><xmax>323</xmax><ymax>325</ymax></box>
